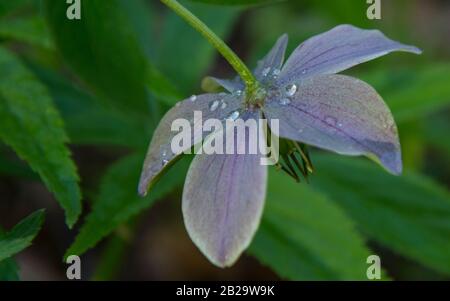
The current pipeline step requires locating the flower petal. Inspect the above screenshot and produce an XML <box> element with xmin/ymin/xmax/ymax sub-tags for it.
<box><xmin>264</xmin><ymin>74</ymin><xmax>402</xmax><ymax>174</ymax></box>
<box><xmin>278</xmin><ymin>24</ymin><xmax>422</xmax><ymax>86</ymax></box>
<box><xmin>207</xmin><ymin>76</ymin><xmax>244</xmax><ymax>93</ymax></box>
<box><xmin>182</xmin><ymin>112</ymin><xmax>267</xmax><ymax>267</ymax></box>
<box><xmin>254</xmin><ymin>33</ymin><xmax>288</xmax><ymax>81</ymax></box>
<box><xmin>138</xmin><ymin>93</ymin><xmax>241</xmax><ymax>196</ymax></box>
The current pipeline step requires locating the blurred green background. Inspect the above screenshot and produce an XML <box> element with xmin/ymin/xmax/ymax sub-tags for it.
<box><xmin>0</xmin><ymin>0</ymin><xmax>449</xmax><ymax>280</ymax></box>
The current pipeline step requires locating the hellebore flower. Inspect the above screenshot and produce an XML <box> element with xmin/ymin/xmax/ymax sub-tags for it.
<box><xmin>138</xmin><ymin>25</ymin><xmax>421</xmax><ymax>267</ymax></box>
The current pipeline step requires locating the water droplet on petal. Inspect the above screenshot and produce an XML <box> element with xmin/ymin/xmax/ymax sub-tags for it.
<box><xmin>272</xmin><ymin>69</ymin><xmax>281</xmax><ymax>79</ymax></box>
<box><xmin>209</xmin><ymin>100</ymin><xmax>219</xmax><ymax>111</ymax></box>
<box><xmin>280</xmin><ymin>98</ymin><xmax>291</xmax><ymax>105</ymax></box>
<box><xmin>325</xmin><ymin>116</ymin><xmax>337</xmax><ymax>126</ymax></box>
<box><xmin>227</xmin><ymin>111</ymin><xmax>240</xmax><ymax>121</ymax></box>
<box><xmin>285</xmin><ymin>84</ymin><xmax>297</xmax><ymax>97</ymax></box>
<box><xmin>301</xmin><ymin>69</ymin><xmax>308</xmax><ymax>75</ymax></box>
<box><xmin>189</xmin><ymin>95</ymin><xmax>197</xmax><ymax>102</ymax></box>
<box><xmin>235</xmin><ymin>90</ymin><xmax>242</xmax><ymax>96</ymax></box>
<box><xmin>162</xmin><ymin>159</ymin><xmax>169</xmax><ymax>166</ymax></box>
<box><xmin>220</xmin><ymin>101</ymin><xmax>227</xmax><ymax>109</ymax></box>
<box><xmin>262</xmin><ymin>67</ymin><xmax>271</xmax><ymax>77</ymax></box>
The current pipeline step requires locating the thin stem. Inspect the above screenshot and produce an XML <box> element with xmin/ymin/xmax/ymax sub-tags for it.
<box><xmin>161</xmin><ymin>0</ymin><xmax>258</xmax><ymax>95</ymax></box>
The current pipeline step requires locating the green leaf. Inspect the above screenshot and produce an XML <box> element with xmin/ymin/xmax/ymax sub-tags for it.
<box><xmin>188</xmin><ymin>0</ymin><xmax>284</xmax><ymax>5</ymax></box>
<box><xmin>311</xmin><ymin>154</ymin><xmax>450</xmax><ymax>276</ymax></box>
<box><xmin>0</xmin><ymin>15</ymin><xmax>53</xmax><ymax>49</ymax></box>
<box><xmin>43</xmin><ymin>0</ymin><xmax>150</xmax><ymax>114</ymax></box>
<box><xmin>249</xmin><ymin>169</ymin><xmax>374</xmax><ymax>280</ymax></box>
<box><xmin>156</xmin><ymin>2</ymin><xmax>240</xmax><ymax>95</ymax></box>
<box><xmin>30</xmin><ymin>64</ymin><xmax>149</xmax><ymax>148</ymax></box>
<box><xmin>0</xmin><ymin>257</ymin><xmax>19</xmax><ymax>281</ymax></box>
<box><xmin>0</xmin><ymin>227</ymin><xmax>20</xmax><ymax>281</ymax></box>
<box><xmin>0</xmin><ymin>47</ymin><xmax>81</xmax><ymax>227</ymax></box>
<box><xmin>0</xmin><ymin>0</ymin><xmax>31</xmax><ymax>17</ymax></box>
<box><xmin>65</xmin><ymin>153</ymin><xmax>190</xmax><ymax>257</ymax></box>
<box><xmin>361</xmin><ymin>64</ymin><xmax>450</xmax><ymax>124</ymax></box>
<box><xmin>0</xmin><ymin>209</ymin><xmax>45</xmax><ymax>262</ymax></box>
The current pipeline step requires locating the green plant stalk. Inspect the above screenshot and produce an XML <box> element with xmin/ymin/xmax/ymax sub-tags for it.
<box><xmin>160</xmin><ymin>0</ymin><xmax>259</xmax><ymax>96</ymax></box>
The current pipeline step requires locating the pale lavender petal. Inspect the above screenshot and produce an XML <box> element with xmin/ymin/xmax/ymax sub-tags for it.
<box><xmin>254</xmin><ymin>34</ymin><xmax>288</xmax><ymax>81</ymax></box>
<box><xmin>278</xmin><ymin>24</ymin><xmax>422</xmax><ymax>86</ymax></box>
<box><xmin>138</xmin><ymin>93</ymin><xmax>241</xmax><ymax>196</ymax></box>
<box><xmin>208</xmin><ymin>76</ymin><xmax>245</xmax><ymax>93</ymax></box>
<box><xmin>264</xmin><ymin>74</ymin><xmax>402</xmax><ymax>174</ymax></box>
<box><xmin>182</xmin><ymin>112</ymin><xmax>267</xmax><ymax>267</ymax></box>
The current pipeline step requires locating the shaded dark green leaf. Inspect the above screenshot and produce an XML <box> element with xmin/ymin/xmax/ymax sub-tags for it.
<box><xmin>0</xmin><ymin>47</ymin><xmax>81</xmax><ymax>227</ymax></box>
<box><xmin>0</xmin><ymin>15</ymin><xmax>53</xmax><ymax>49</ymax></box>
<box><xmin>31</xmin><ymin>65</ymin><xmax>148</xmax><ymax>148</ymax></box>
<box><xmin>0</xmin><ymin>209</ymin><xmax>45</xmax><ymax>261</ymax></box>
<box><xmin>311</xmin><ymin>154</ymin><xmax>450</xmax><ymax>276</ymax></box>
<box><xmin>361</xmin><ymin>64</ymin><xmax>450</xmax><ymax>123</ymax></box>
<box><xmin>65</xmin><ymin>153</ymin><xmax>190</xmax><ymax>257</ymax></box>
<box><xmin>44</xmin><ymin>0</ymin><xmax>150</xmax><ymax>113</ymax></box>
<box><xmin>249</xmin><ymin>169</ymin><xmax>374</xmax><ymax>280</ymax></box>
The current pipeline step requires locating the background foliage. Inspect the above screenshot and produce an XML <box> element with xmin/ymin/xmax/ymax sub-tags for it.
<box><xmin>0</xmin><ymin>0</ymin><xmax>449</xmax><ymax>280</ymax></box>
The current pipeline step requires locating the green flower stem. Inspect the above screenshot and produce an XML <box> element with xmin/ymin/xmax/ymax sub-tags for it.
<box><xmin>161</xmin><ymin>0</ymin><xmax>259</xmax><ymax>95</ymax></box>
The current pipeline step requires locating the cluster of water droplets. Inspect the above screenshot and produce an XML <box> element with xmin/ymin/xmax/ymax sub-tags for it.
<box><xmin>262</xmin><ymin>67</ymin><xmax>281</xmax><ymax>80</ymax></box>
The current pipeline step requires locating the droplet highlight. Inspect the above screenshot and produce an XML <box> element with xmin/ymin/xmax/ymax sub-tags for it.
<box><xmin>209</xmin><ymin>100</ymin><xmax>219</xmax><ymax>111</ymax></box>
<box><xmin>189</xmin><ymin>95</ymin><xmax>197</xmax><ymax>102</ymax></box>
<box><xmin>280</xmin><ymin>98</ymin><xmax>291</xmax><ymax>105</ymax></box>
<box><xmin>227</xmin><ymin>111</ymin><xmax>240</xmax><ymax>121</ymax></box>
<box><xmin>285</xmin><ymin>84</ymin><xmax>297</xmax><ymax>97</ymax></box>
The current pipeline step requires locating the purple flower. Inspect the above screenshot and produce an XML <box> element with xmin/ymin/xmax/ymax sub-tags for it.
<box><xmin>138</xmin><ymin>25</ymin><xmax>421</xmax><ymax>267</ymax></box>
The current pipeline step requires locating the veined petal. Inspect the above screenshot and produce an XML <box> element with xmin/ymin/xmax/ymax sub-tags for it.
<box><xmin>254</xmin><ymin>33</ymin><xmax>288</xmax><ymax>81</ymax></box>
<box><xmin>278</xmin><ymin>24</ymin><xmax>422</xmax><ymax>86</ymax></box>
<box><xmin>264</xmin><ymin>74</ymin><xmax>402</xmax><ymax>174</ymax></box>
<box><xmin>138</xmin><ymin>93</ymin><xmax>241</xmax><ymax>196</ymax></box>
<box><xmin>182</xmin><ymin>111</ymin><xmax>267</xmax><ymax>267</ymax></box>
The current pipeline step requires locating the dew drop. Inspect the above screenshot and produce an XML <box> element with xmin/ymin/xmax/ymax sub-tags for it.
<box><xmin>235</xmin><ymin>90</ymin><xmax>242</xmax><ymax>96</ymax></box>
<box><xmin>262</xmin><ymin>67</ymin><xmax>271</xmax><ymax>77</ymax></box>
<box><xmin>324</xmin><ymin>116</ymin><xmax>337</xmax><ymax>126</ymax></box>
<box><xmin>162</xmin><ymin>159</ymin><xmax>169</xmax><ymax>166</ymax></box>
<box><xmin>272</xmin><ymin>69</ymin><xmax>281</xmax><ymax>79</ymax></box>
<box><xmin>280</xmin><ymin>98</ymin><xmax>291</xmax><ymax>105</ymax></box>
<box><xmin>227</xmin><ymin>111</ymin><xmax>240</xmax><ymax>121</ymax></box>
<box><xmin>189</xmin><ymin>95</ymin><xmax>197</xmax><ymax>102</ymax></box>
<box><xmin>285</xmin><ymin>84</ymin><xmax>297</xmax><ymax>97</ymax></box>
<box><xmin>220</xmin><ymin>101</ymin><xmax>227</xmax><ymax>109</ymax></box>
<box><xmin>209</xmin><ymin>100</ymin><xmax>220</xmax><ymax>111</ymax></box>
<box><xmin>301</xmin><ymin>69</ymin><xmax>308</xmax><ymax>75</ymax></box>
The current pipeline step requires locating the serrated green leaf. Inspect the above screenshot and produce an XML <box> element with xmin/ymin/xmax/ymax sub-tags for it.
<box><xmin>156</xmin><ymin>2</ymin><xmax>240</xmax><ymax>95</ymax></box>
<box><xmin>0</xmin><ymin>47</ymin><xmax>81</xmax><ymax>227</ymax></box>
<box><xmin>0</xmin><ymin>257</ymin><xmax>19</xmax><ymax>281</ymax></box>
<box><xmin>311</xmin><ymin>154</ymin><xmax>450</xmax><ymax>276</ymax></box>
<box><xmin>0</xmin><ymin>15</ymin><xmax>53</xmax><ymax>49</ymax></box>
<box><xmin>43</xmin><ymin>0</ymin><xmax>150</xmax><ymax>114</ymax></box>
<box><xmin>249</xmin><ymin>169</ymin><xmax>375</xmax><ymax>280</ymax></box>
<box><xmin>65</xmin><ymin>154</ymin><xmax>190</xmax><ymax>258</ymax></box>
<box><xmin>0</xmin><ymin>209</ymin><xmax>45</xmax><ymax>261</ymax></box>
